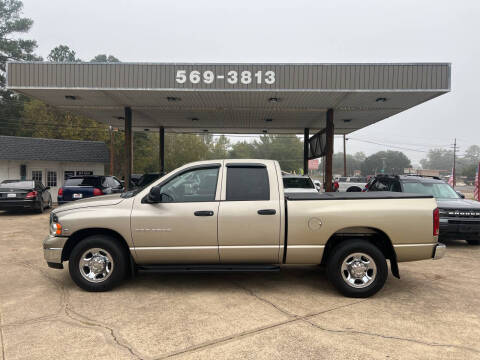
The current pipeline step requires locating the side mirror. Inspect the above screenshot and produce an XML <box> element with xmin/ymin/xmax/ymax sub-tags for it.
<box><xmin>456</xmin><ymin>191</ymin><xmax>465</xmax><ymax>199</ymax></box>
<box><xmin>45</xmin><ymin>186</ymin><xmax>50</xmax><ymax>190</ymax></box>
<box><xmin>147</xmin><ymin>186</ymin><xmax>163</xmax><ymax>203</ymax></box>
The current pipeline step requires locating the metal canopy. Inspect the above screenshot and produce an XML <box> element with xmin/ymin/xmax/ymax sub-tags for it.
<box><xmin>7</xmin><ymin>62</ymin><xmax>450</xmax><ymax>134</ymax></box>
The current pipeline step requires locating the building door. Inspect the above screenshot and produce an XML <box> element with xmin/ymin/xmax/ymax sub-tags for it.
<box><xmin>46</xmin><ymin>170</ymin><xmax>59</xmax><ymax>202</ymax></box>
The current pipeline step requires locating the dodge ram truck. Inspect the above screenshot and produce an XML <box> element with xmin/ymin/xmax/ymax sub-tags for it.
<box><xmin>44</xmin><ymin>159</ymin><xmax>445</xmax><ymax>298</ymax></box>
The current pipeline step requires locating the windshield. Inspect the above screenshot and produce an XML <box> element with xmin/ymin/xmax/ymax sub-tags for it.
<box><xmin>283</xmin><ymin>177</ymin><xmax>315</xmax><ymax>189</ymax></box>
<box><xmin>402</xmin><ymin>182</ymin><xmax>460</xmax><ymax>199</ymax></box>
<box><xmin>0</xmin><ymin>181</ymin><xmax>34</xmax><ymax>189</ymax></box>
<box><xmin>64</xmin><ymin>177</ymin><xmax>102</xmax><ymax>187</ymax></box>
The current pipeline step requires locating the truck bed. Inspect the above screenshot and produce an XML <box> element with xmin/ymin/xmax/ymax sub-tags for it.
<box><xmin>285</xmin><ymin>192</ymin><xmax>433</xmax><ymax>201</ymax></box>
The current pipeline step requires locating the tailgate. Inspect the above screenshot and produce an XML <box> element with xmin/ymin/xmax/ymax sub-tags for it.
<box><xmin>62</xmin><ymin>186</ymin><xmax>95</xmax><ymax>201</ymax></box>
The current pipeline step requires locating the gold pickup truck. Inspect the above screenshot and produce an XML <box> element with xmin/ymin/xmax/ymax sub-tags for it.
<box><xmin>44</xmin><ymin>159</ymin><xmax>445</xmax><ymax>297</ymax></box>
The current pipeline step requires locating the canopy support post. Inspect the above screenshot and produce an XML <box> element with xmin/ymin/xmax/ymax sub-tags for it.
<box><xmin>159</xmin><ymin>126</ymin><xmax>165</xmax><ymax>175</ymax></box>
<box><xmin>303</xmin><ymin>128</ymin><xmax>309</xmax><ymax>175</ymax></box>
<box><xmin>325</xmin><ymin>109</ymin><xmax>334</xmax><ymax>192</ymax></box>
<box><xmin>124</xmin><ymin>107</ymin><xmax>133</xmax><ymax>190</ymax></box>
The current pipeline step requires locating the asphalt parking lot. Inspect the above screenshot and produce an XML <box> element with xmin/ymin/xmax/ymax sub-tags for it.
<box><xmin>0</xmin><ymin>210</ymin><xmax>479</xmax><ymax>360</ymax></box>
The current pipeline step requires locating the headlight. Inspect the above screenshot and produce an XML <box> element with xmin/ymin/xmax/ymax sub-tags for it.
<box><xmin>50</xmin><ymin>214</ymin><xmax>62</xmax><ymax>236</ymax></box>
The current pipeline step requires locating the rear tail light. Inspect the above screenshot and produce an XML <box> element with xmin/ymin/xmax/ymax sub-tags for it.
<box><xmin>58</xmin><ymin>188</ymin><xmax>63</xmax><ymax>197</ymax></box>
<box><xmin>93</xmin><ymin>188</ymin><xmax>103</xmax><ymax>196</ymax></box>
<box><xmin>25</xmin><ymin>191</ymin><xmax>37</xmax><ymax>199</ymax></box>
<box><xmin>433</xmin><ymin>208</ymin><xmax>440</xmax><ymax>236</ymax></box>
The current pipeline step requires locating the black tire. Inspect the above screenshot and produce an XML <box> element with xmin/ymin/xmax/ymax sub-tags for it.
<box><xmin>466</xmin><ymin>240</ymin><xmax>480</xmax><ymax>246</ymax></box>
<box><xmin>69</xmin><ymin>235</ymin><xmax>127</xmax><ymax>292</ymax></box>
<box><xmin>346</xmin><ymin>186</ymin><xmax>362</xmax><ymax>192</ymax></box>
<box><xmin>326</xmin><ymin>239</ymin><xmax>388</xmax><ymax>298</ymax></box>
<box><xmin>37</xmin><ymin>200</ymin><xmax>44</xmax><ymax>214</ymax></box>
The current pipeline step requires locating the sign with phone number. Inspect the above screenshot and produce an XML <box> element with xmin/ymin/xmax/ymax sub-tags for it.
<box><xmin>175</xmin><ymin>70</ymin><xmax>276</xmax><ymax>85</ymax></box>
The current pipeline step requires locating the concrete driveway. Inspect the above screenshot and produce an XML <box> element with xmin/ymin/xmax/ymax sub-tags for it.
<box><xmin>0</xmin><ymin>210</ymin><xmax>479</xmax><ymax>360</ymax></box>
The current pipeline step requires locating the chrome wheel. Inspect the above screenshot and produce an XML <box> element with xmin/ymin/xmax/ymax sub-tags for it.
<box><xmin>341</xmin><ymin>252</ymin><xmax>377</xmax><ymax>288</ymax></box>
<box><xmin>79</xmin><ymin>248</ymin><xmax>114</xmax><ymax>283</ymax></box>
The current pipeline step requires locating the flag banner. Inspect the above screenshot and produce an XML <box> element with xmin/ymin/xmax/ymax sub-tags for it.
<box><xmin>475</xmin><ymin>162</ymin><xmax>480</xmax><ymax>201</ymax></box>
<box><xmin>448</xmin><ymin>168</ymin><xmax>454</xmax><ymax>186</ymax></box>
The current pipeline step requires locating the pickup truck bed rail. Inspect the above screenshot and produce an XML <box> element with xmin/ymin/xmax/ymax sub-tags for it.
<box><xmin>285</xmin><ymin>192</ymin><xmax>434</xmax><ymax>201</ymax></box>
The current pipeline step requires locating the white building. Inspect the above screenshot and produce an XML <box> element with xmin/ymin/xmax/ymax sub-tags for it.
<box><xmin>0</xmin><ymin>136</ymin><xmax>109</xmax><ymax>202</ymax></box>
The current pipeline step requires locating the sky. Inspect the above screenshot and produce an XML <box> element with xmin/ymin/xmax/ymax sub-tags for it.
<box><xmin>19</xmin><ymin>0</ymin><xmax>480</xmax><ymax>166</ymax></box>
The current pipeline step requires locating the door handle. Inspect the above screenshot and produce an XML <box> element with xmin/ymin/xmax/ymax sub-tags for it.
<box><xmin>194</xmin><ymin>210</ymin><xmax>214</xmax><ymax>216</ymax></box>
<box><xmin>257</xmin><ymin>209</ymin><xmax>276</xmax><ymax>215</ymax></box>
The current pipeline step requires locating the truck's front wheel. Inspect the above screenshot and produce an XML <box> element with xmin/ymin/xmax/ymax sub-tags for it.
<box><xmin>69</xmin><ymin>235</ymin><xmax>127</xmax><ymax>292</ymax></box>
<box><xmin>327</xmin><ymin>240</ymin><xmax>388</xmax><ymax>298</ymax></box>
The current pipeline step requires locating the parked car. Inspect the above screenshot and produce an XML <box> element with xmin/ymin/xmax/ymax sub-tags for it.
<box><xmin>336</xmin><ymin>176</ymin><xmax>368</xmax><ymax>192</ymax></box>
<box><xmin>57</xmin><ymin>175</ymin><xmax>124</xmax><ymax>204</ymax></box>
<box><xmin>366</xmin><ymin>174</ymin><xmax>480</xmax><ymax>245</ymax></box>
<box><xmin>282</xmin><ymin>174</ymin><xmax>319</xmax><ymax>194</ymax></box>
<box><xmin>44</xmin><ymin>159</ymin><xmax>443</xmax><ymax>298</ymax></box>
<box><xmin>135</xmin><ymin>173</ymin><xmax>162</xmax><ymax>188</ymax></box>
<box><xmin>0</xmin><ymin>180</ymin><xmax>52</xmax><ymax>213</ymax></box>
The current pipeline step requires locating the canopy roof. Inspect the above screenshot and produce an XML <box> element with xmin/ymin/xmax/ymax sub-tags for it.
<box><xmin>7</xmin><ymin>62</ymin><xmax>450</xmax><ymax>134</ymax></box>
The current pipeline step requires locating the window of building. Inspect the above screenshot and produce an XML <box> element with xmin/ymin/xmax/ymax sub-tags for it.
<box><xmin>226</xmin><ymin>166</ymin><xmax>270</xmax><ymax>201</ymax></box>
<box><xmin>47</xmin><ymin>171</ymin><xmax>57</xmax><ymax>187</ymax></box>
<box><xmin>32</xmin><ymin>170</ymin><xmax>42</xmax><ymax>184</ymax></box>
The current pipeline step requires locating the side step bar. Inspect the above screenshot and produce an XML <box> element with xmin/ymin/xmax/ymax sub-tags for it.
<box><xmin>136</xmin><ymin>264</ymin><xmax>281</xmax><ymax>273</ymax></box>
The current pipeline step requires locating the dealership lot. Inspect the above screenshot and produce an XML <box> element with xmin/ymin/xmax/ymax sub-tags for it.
<box><xmin>0</xmin><ymin>210</ymin><xmax>479</xmax><ymax>360</ymax></box>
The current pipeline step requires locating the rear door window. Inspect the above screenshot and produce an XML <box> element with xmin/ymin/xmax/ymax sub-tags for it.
<box><xmin>226</xmin><ymin>166</ymin><xmax>269</xmax><ymax>201</ymax></box>
<box><xmin>64</xmin><ymin>177</ymin><xmax>101</xmax><ymax>187</ymax></box>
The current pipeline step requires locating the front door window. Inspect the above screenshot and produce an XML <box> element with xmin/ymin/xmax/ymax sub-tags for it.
<box><xmin>159</xmin><ymin>167</ymin><xmax>219</xmax><ymax>203</ymax></box>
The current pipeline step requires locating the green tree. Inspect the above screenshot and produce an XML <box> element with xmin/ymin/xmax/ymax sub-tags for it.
<box><xmin>0</xmin><ymin>0</ymin><xmax>40</xmax><ymax>135</ymax></box>
<box><xmin>332</xmin><ymin>152</ymin><xmax>364</xmax><ymax>176</ymax></box>
<box><xmin>361</xmin><ymin>150</ymin><xmax>411</xmax><ymax>175</ymax></box>
<box><xmin>206</xmin><ymin>135</ymin><xmax>230</xmax><ymax>160</ymax></box>
<box><xmin>164</xmin><ymin>134</ymin><xmax>209</xmax><ymax>171</ymax></box>
<box><xmin>47</xmin><ymin>44</ymin><xmax>80</xmax><ymax>62</ymax></box>
<box><xmin>90</xmin><ymin>54</ymin><xmax>120</xmax><ymax>62</ymax></box>
<box><xmin>464</xmin><ymin>145</ymin><xmax>480</xmax><ymax>164</ymax></box>
<box><xmin>420</xmin><ymin>149</ymin><xmax>453</xmax><ymax>170</ymax></box>
<box><xmin>229</xmin><ymin>141</ymin><xmax>256</xmax><ymax>159</ymax></box>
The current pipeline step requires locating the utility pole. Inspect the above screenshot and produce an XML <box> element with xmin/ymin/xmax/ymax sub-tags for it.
<box><xmin>343</xmin><ymin>134</ymin><xmax>347</xmax><ymax>176</ymax></box>
<box><xmin>109</xmin><ymin>126</ymin><xmax>114</xmax><ymax>175</ymax></box>
<box><xmin>452</xmin><ymin>138</ymin><xmax>457</xmax><ymax>188</ymax></box>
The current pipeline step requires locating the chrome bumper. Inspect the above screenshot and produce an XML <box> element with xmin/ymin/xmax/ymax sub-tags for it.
<box><xmin>433</xmin><ymin>243</ymin><xmax>446</xmax><ymax>260</ymax></box>
<box><xmin>43</xmin><ymin>235</ymin><xmax>67</xmax><ymax>268</ymax></box>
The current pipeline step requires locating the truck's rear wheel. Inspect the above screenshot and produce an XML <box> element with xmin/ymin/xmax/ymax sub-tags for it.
<box><xmin>69</xmin><ymin>235</ymin><xmax>127</xmax><ymax>292</ymax></box>
<box><xmin>466</xmin><ymin>239</ymin><xmax>480</xmax><ymax>245</ymax></box>
<box><xmin>327</xmin><ymin>240</ymin><xmax>387</xmax><ymax>298</ymax></box>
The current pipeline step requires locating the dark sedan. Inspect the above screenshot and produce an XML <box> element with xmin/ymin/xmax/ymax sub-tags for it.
<box><xmin>0</xmin><ymin>180</ymin><xmax>52</xmax><ymax>213</ymax></box>
<box><xmin>57</xmin><ymin>175</ymin><xmax>124</xmax><ymax>204</ymax></box>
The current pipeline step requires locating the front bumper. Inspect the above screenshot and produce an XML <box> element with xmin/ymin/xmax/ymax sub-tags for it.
<box><xmin>43</xmin><ymin>234</ymin><xmax>68</xmax><ymax>269</ymax></box>
<box><xmin>439</xmin><ymin>218</ymin><xmax>480</xmax><ymax>240</ymax></box>
<box><xmin>433</xmin><ymin>243</ymin><xmax>446</xmax><ymax>260</ymax></box>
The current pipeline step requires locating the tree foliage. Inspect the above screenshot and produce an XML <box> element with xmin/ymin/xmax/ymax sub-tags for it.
<box><xmin>361</xmin><ymin>150</ymin><xmax>411</xmax><ymax>175</ymax></box>
<box><xmin>90</xmin><ymin>54</ymin><xmax>120</xmax><ymax>63</ymax></box>
<box><xmin>0</xmin><ymin>0</ymin><xmax>40</xmax><ymax>135</ymax></box>
<box><xmin>47</xmin><ymin>44</ymin><xmax>80</xmax><ymax>62</ymax></box>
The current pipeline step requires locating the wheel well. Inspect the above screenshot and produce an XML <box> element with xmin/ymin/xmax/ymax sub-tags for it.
<box><xmin>61</xmin><ymin>228</ymin><xmax>131</xmax><ymax>263</ymax></box>
<box><xmin>321</xmin><ymin>227</ymin><xmax>399</xmax><ymax>278</ymax></box>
